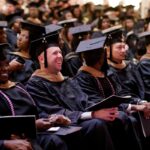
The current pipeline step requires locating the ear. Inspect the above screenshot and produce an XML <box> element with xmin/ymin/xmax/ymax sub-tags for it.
<box><xmin>38</xmin><ymin>53</ymin><xmax>44</xmax><ymax>64</ymax></box>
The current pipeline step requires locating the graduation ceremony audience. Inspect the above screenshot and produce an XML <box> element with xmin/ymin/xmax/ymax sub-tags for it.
<box><xmin>0</xmin><ymin>0</ymin><xmax>150</xmax><ymax>149</ymax></box>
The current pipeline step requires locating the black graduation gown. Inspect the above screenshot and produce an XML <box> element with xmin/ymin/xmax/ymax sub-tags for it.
<box><xmin>108</xmin><ymin>61</ymin><xmax>145</xmax><ymax>100</ymax></box>
<box><xmin>0</xmin><ymin>82</ymin><xmax>37</xmax><ymax>116</ymax></box>
<box><xmin>73</xmin><ymin>70</ymin><xmax>130</xmax><ymax>110</ymax></box>
<box><xmin>8</xmin><ymin>53</ymin><xmax>36</xmax><ymax>85</ymax></box>
<box><xmin>26</xmin><ymin>75</ymin><xmax>116</xmax><ymax>150</ymax></box>
<box><xmin>62</xmin><ymin>52</ymin><xmax>82</xmax><ymax>77</ymax></box>
<box><xmin>73</xmin><ymin>69</ymin><xmax>143</xmax><ymax>150</ymax></box>
<box><xmin>137</xmin><ymin>57</ymin><xmax>150</xmax><ymax>100</ymax></box>
<box><xmin>26</xmin><ymin>76</ymin><xmax>86</xmax><ymax>123</ymax></box>
<box><xmin>0</xmin><ymin>83</ymin><xmax>39</xmax><ymax>150</ymax></box>
<box><xmin>0</xmin><ymin>82</ymin><xmax>69</xmax><ymax>150</ymax></box>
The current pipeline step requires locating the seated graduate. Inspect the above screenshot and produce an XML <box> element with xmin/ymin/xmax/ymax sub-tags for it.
<box><xmin>73</xmin><ymin>36</ymin><xmax>145</xmax><ymax>150</ymax></box>
<box><xmin>5</xmin><ymin>10</ymin><xmax>24</xmax><ymax>50</ymax></box>
<box><xmin>137</xmin><ymin>31</ymin><xmax>150</xmax><ymax>100</ymax></box>
<box><xmin>0</xmin><ymin>42</ymin><xmax>70</xmax><ymax>150</ymax></box>
<box><xmin>105</xmin><ymin>26</ymin><xmax>149</xmax><ymax>106</ymax></box>
<box><xmin>8</xmin><ymin>21</ymin><xmax>63</xmax><ymax>85</ymax></box>
<box><xmin>26</xmin><ymin>28</ymin><xmax>116</xmax><ymax>150</ymax></box>
<box><xmin>7</xmin><ymin>21</ymin><xmax>43</xmax><ymax>85</ymax></box>
<box><xmin>63</xmin><ymin>24</ymin><xmax>91</xmax><ymax>77</ymax></box>
<box><xmin>105</xmin><ymin>28</ymin><xmax>150</xmax><ymax>149</ymax></box>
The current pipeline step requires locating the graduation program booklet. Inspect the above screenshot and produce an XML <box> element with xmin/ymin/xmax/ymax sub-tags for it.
<box><xmin>138</xmin><ymin>111</ymin><xmax>150</xmax><ymax>137</ymax></box>
<box><xmin>0</xmin><ymin>115</ymin><xmax>36</xmax><ymax>139</ymax></box>
<box><xmin>86</xmin><ymin>95</ymin><xmax>131</xmax><ymax>111</ymax></box>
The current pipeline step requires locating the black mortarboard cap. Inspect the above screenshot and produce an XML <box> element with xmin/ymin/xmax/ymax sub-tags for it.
<box><xmin>102</xmin><ymin>25</ymin><xmax>124</xmax><ymax>44</ymax></box>
<box><xmin>5</xmin><ymin>10</ymin><xmax>24</xmax><ymax>27</ymax></box>
<box><xmin>21</xmin><ymin>21</ymin><xmax>62</xmax><ymax>42</ymax></box>
<box><xmin>58</xmin><ymin>6</ymin><xmax>71</xmax><ymax>17</ymax></box>
<box><xmin>21</xmin><ymin>21</ymin><xmax>62</xmax><ymax>36</ymax></box>
<box><xmin>76</xmin><ymin>36</ymin><xmax>106</xmax><ymax>53</ymax></box>
<box><xmin>101</xmin><ymin>25</ymin><xmax>124</xmax><ymax>60</ymax></box>
<box><xmin>58</xmin><ymin>18</ymin><xmax>77</xmax><ymax>28</ymax></box>
<box><xmin>28</xmin><ymin>23</ymin><xmax>62</xmax><ymax>67</ymax></box>
<box><xmin>138</xmin><ymin>31</ymin><xmax>150</xmax><ymax>38</ymax></box>
<box><xmin>126</xmin><ymin>30</ymin><xmax>134</xmax><ymax>38</ymax></box>
<box><xmin>0</xmin><ymin>43</ymin><xmax>10</xmax><ymax>61</ymax></box>
<box><xmin>101</xmin><ymin>25</ymin><xmax>122</xmax><ymax>35</ymax></box>
<box><xmin>0</xmin><ymin>21</ymin><xmax>8</xmax><ymax>28</ymax></box>
<box><xmin>6</xmin><ymin>0</ymin><xmax>18</xmax><ymax>5</ymax></box>
<box><xmin>21</xmin><ymin>21</ymin><xmax>44</xmax><ymax>41</ymax></box>
<box><xmin>76</xmin><ymin>36</ymin><xmax>108</xmax><ymax>73</ymax></box>
<box><xmin>138</xmin><ymin>31</ymin><xmax>150</xmax><ymax>46</ymax></box>
<box><xmin>44</xmin><ymin>24</ymin><xmax>63</xmax><ymax>34</ymax></box>
<box><xmin>69</xmin><ymin>24</ymin><xmax>91</xmax><ymax>35</ymax></box>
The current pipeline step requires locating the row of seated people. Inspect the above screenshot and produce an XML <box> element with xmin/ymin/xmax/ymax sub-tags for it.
<box><xmin>1</xmin><ymin>19</ymin><xmax>149</xmax><ymax>101</ymax></box>
<box><xmin>0</xmin><ymin>22</ymin><xmax>150</xmax><ymax>150</ymax></box>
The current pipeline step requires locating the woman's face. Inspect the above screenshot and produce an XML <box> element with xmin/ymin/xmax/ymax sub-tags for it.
<box><xmin>17</xmin><ymin>29</ymin><xmax>30</xmax><ymax>50</ymax></box>
<box><xmin>101</xmin><ymin>18</ymin><xmax>110</xmax><ymax>30</ymax></box>
<box><xmin>0</xmin><ymin>59</ymin><xmax>9</xmax><ymax>83</ymax></box>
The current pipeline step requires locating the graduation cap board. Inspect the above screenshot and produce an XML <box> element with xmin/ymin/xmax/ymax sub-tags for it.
<box><xmin>21</xmin><ymin>21</ymin><xmax>62</xmax><ymax>35</ymax></box>
<box><xmin>69</xmin><ymin>24</ymin><xmax>91</xmax><ymax>35</ymax></box>
<box><xmin>101</xmin><ymin>25</ymin><xmax>122</xmax><ymax>35</ymax></box>
<box><xmin>101</xmin><ymin>25</ymin><xmax>125</xmax><ymax>46</ymax></box>
<box><xmin>86</xmin><ymin>95</ymin><xmax>131</xmax><ymax>111</ymax></box>
<box><xmin>76</xmin><ymin>36</ymin><xmax>106</xmax><ymax>53</ymax></box>
<box><xmin>58</xmin><ymin>18</ymin><xmax>77</xmax><ymax>27</ymax></box>
<box><xmin>0</xmin><ymin>21</ymin><xmax>8</xmax><ymax>28</ymax></box>
<box><xmin>0</xmin><ymin>115</ymin><xmax>36</xmax><ymax>139</ymax></box>
<box><xmin>138</xmin><ymin>31</ymin><xmax>150</xmax><ymax>46</ymax></box>
<box><xmin>44</xmin><ymin>24</ymin><xmax>63</xmax><ymax>34</ymax></box>
<box><xmin>21</xmin><ymin>21</ymin><xmax>44</xmax><ymax>32</ymax></box>
<box><xmin>6</xmin><ymin>10</ymin><xmax>23</xmax><ymax>27</ymax></box>
<box><xmin>138</xmin><ymin>31</ymin><xmax>150</xmax><ymax>38</ymax></box>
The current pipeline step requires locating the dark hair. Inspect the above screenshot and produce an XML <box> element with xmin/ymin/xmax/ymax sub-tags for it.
<box><xmin>81</xmin><ymin>48</ymin><xmax>109</xmax><ymax>73</ymax></box>
<box><xmin>98</xmin><ymin>15</ymin><xmax>110</xmax><ymax>29</ymax></box>
<box><xmin>136</xmin><ymin>38</ymin><xmax>146</xmax><ymax>56</ymax></box>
